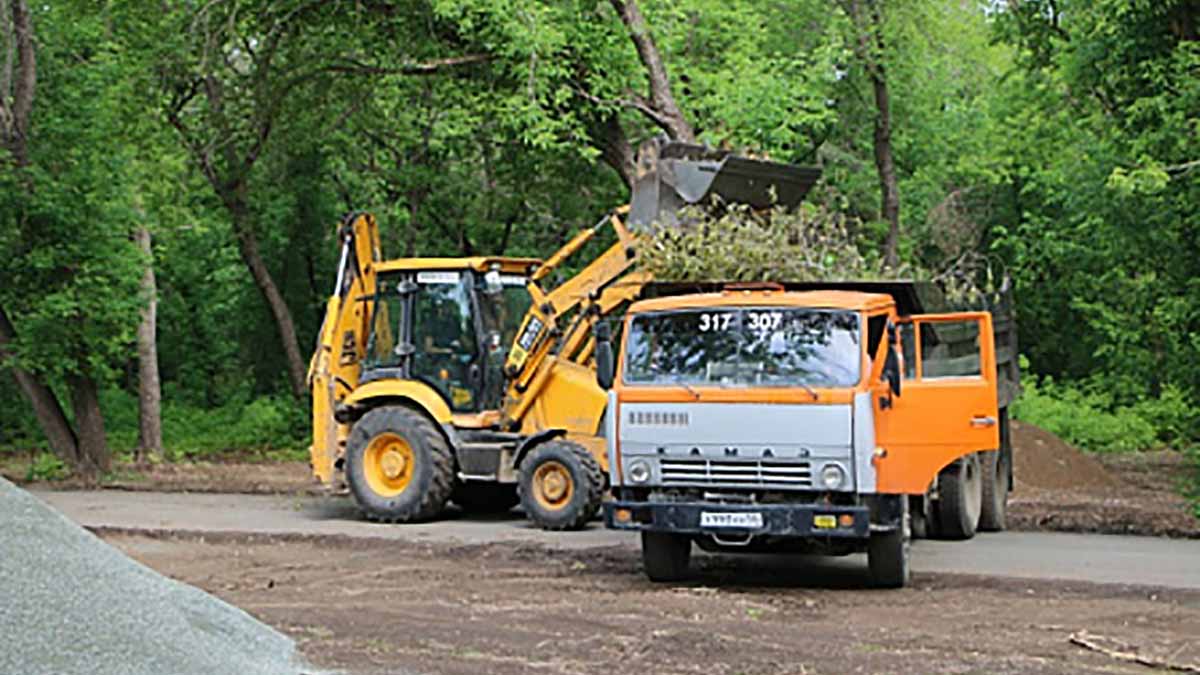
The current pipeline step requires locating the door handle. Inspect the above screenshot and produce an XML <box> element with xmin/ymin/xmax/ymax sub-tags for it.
<box><xmin>971</xmin><ymin>416</ymin><xmax>997</xmax><ymax>428</ymax></box>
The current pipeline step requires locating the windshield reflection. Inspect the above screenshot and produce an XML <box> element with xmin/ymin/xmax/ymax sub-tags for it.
<box><xmin>623</xmin><ymin>307</ymin><xmax>861</xmax><ymax>388</ymax></box>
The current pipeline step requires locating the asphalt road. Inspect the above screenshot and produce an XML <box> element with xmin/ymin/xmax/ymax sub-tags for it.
<box><xmin>34</xmin><ymin>489</ymin><xmax>1200</xmax><ymax>591</ymax></box>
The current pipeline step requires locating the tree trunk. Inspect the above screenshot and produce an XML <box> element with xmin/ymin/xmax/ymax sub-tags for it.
<box><xmin>66</xmin><ymin>372</ymin><xmax>110</xmax><ymax>482</ymax></box>
<box><xmin>1</xmin><ymin>0</ymin><xmax>35</xmax><ymax>167</ymax></box>
<box><xmin>872</xmin><ymin>67</ymin><xmax>900</xmax><ymax>269</ymax></box>
<box><xmin>596</xmin><ymin>112</ymin><xmax>636</xmax><ymax>188</ymax></box>
<box><xmin>1</xmin><ymin>0</ymin><xmax>13</xmax><ymax>102</ymax></box>
<box><xmin>134</xmin><ymin>226</ymin><xmax>164</xmax><ymax>461</ymax></box>
<box><xmin>608</xmin><ymin>0</ymin><xmax>696</xmax><ymax>142</ymax></box>
<box><xmin>227</xmin><ymin>200</ymin><xmax>308</xmax><ymax>399</ymax></box>
<box><xmin>0</xmin><ymin>305</ymin><xmax>81</xmax><ymax>465</ymax></box>
<box><xmin>846</xmin><ymin>0</ymin><xmax>901</xmax><ymax>269</ymax></box>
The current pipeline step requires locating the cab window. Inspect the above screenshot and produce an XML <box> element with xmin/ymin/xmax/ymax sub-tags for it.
<box><xmin>411</xmin><ymin>271</ymin><xmax>478</xmax><ymax>411</ymax></box>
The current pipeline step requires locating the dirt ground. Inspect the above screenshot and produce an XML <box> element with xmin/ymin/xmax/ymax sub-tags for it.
<box><xmin>109</xmin><ymin>531</ymin><xmax>1200</xmax><ymax>675</ymax></box>
<box><xmin>1007</xmin><ymin>422</ymin><xmax>1198</xmax><ymax>538</ymax></box>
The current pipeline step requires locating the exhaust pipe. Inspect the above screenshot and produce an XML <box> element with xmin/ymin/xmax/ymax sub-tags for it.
<box><xmin>627</xmin><ymin>138</ymin><xmax>823</xmax><ymax>231</ymax></box>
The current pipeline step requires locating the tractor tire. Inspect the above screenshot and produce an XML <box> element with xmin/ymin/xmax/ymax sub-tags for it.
<box><xmin>345</xmin><ymin>406</ymin><xmax>454</xmax><ymax>523</ymax></box>
<box><xmin>452</xmin><ymin>482</ymin><xmax>519</xmax><ymax>515</ymax></box>
<box><xmin>978</xmin><ymin>449</ymin><xmax>1009</xmax><ymax>532</ymax></box>
<box><xmin>641</xmin><ymin>532</ymin><xmax>692</xmax><ymax>582</ymax></box>
<box><xmin>934</xmin><ymin>453</ymin><xmax>983</xmax><ymax>540</ymax></box>
<box><xmin>517</xmin><ymin>439</ymin><xmax>604</xmax><ymax>531</ymax></box>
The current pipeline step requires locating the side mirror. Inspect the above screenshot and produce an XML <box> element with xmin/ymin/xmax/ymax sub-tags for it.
<box><xmin>883</xmin><ymin>345</ymin><xmax>902</xmax><ymax>398</ymax></box>
<box><xmin>594</xmin><ymin>322</ymin><xmax>614</xmax><ymax>390</ymax></box>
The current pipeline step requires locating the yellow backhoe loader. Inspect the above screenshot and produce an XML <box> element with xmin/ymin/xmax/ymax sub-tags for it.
<box><xmin>307</xmin><ymin>140</ymin><xmax>821</xmax><ymax>529</ymax></box>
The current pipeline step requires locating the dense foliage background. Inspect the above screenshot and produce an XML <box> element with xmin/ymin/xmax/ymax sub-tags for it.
<box><xmin>0</xmin><ymin>1</ymin><xmax>1196</xmax><ymax>492</ymax></box>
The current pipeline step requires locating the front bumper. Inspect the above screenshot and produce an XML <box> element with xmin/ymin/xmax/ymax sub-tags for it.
<box><xmin>604</xmin><ymin>499</ymin><xmax>873</xmax><ymax>539</ymax></box>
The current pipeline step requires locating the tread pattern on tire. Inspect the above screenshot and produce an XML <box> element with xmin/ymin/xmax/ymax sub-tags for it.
<box><xmin>517</xmin><ymin>439</ymin><xmax>604</xmax><ymax>531</ymax></box>
<box><xmin>868</xmin><ymin>529</ymin><xmax>909</xmax><ymax>588</ymax></box>
<box><xmin>978</xmin><ymin>449</ymin><xmax>1007</xmax><ymax>532</ymax></box>
<box><xmin>935</xmin><ymin>455</ymin><xmax>980</xmax><ymax>540</ymax></box>
<box><xmin>346</xmin><ymin>406</ymin><xmax>454</xmax><ymax>523</ymax></box>
<box><xmin>642</xmin><ymin>531</ymin><xmax>691</xmax><ymax>582</ymax></box>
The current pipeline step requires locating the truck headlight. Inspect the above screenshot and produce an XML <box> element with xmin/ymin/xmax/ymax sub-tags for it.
<box><xmin>820</xmin><ymin>463</ymin><xmax>846</xmax><ymax>490</ymax></box>
<box><xmin>628</xmin><ymin>459</ymin><xmax>651</xmax><ymax>484</ymax></box>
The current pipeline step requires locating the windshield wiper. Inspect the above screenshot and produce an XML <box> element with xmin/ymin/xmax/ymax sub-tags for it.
<box><xmin>796</xmin><ymin>381</ymin><xmax>820</xmax><ymax>401</ymax></box>
<box><xmin>666</xmin><ymin>374</ymin><xmax>701</xmax><ymax>400</ymax></box>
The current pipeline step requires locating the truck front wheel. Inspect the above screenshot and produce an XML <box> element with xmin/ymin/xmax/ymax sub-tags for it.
<box><xmin>641</xmin><ymin>532</ymin><xmax>692</xmax><ymax>582</ymax></box>
<box><xmin>868</xmin><ymin>528</ymin><xmax>910</xmax><ymax>588</ymax></box>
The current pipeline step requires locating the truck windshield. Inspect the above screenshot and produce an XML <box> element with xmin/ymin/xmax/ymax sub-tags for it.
<box><xmin>623</xmin><ymin>307</ymin><xmax>862</xmax><ymax>388</ymax></box>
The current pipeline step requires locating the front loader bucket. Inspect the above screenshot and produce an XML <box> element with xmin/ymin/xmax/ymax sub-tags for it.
<box><xmin>627</xmin><ymin>139</ymin><xmax>823</xmax><ymax>231</ymax></box>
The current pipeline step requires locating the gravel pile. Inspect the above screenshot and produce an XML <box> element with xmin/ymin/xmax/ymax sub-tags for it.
<box><xmin>0</xmin><ymin>477</ymin><xmax>319</xmax><ymax>675</ymax></box>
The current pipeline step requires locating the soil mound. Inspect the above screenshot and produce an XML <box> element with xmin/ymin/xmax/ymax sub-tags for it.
<box><xmin>1011</xmin><ymin>420</ymin><xmax>1118</xmax><ymax>491</ymax></box>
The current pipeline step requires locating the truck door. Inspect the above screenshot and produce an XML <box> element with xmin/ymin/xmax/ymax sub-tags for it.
<box><xmin>874</xmin><ymin>312</ymin><xmax>1000</xmax><ymax>494</ymax></box>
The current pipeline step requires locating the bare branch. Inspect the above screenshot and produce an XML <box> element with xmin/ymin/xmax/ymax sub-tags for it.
<box><xmin>323</xmin><ymin>53</ymin><xmax>492</xmax><ymax>76</ymax></box>
<box><xmin>608</xmin><ymin>0</ymin><xmax>695</xmax><ymax>142</ymax></box>
<box><xmin>1166</xmin><ymin>159</ymin><xmax>1200</xmax><ymax>175</ymax></box>
<box><xmin>573</xmin><ymin>85</ymin><xmax>673</xmax><ymax>135</ymax></box>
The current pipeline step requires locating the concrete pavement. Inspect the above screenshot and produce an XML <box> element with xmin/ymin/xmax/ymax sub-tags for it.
<box><xmin>33</xmin><ymin>489</ymin><xmax>1200</xmax><ymax>591</ymax></box>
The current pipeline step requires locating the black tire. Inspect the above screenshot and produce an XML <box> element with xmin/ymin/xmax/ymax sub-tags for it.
<box><xmin>345</xmin><ymin>406</ymin><xmax>454</xmax><ymax>523</ymax></box>
<box><xmin>978</xmin><ymin>449</ymin><xmax>1009</xmax><ymax>532</ymax></box>
<box><xmin>452</xmin><ymin>482</ymin><xmax>519</xmax><ymax>514</ymax></box>
<box><xmin>935</xmin><ymin>454</ymin><xmax>983</xmax><ymax>540</ymax></box>
<box><xmin>909</xmin><ymin>496</ymin><xmax>929</xmax><ymax>540</ymax></box>
<box><xmin>641</xmin><ymin>532</ymin><xmax>692</xmax><ymax>582</ymax></box>
<box><xmin>517</xmin><ymin>439</ymin><xmax>604</xmax><ymax>531</ymax></box>
<box><xmin>868</xmin><ymin>529</ymin><xmax>910</xmax><ymax>588</ymax></box>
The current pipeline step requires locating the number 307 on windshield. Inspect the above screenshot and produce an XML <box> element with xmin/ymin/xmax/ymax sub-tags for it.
<box><xmin>698</xmin><ymin>311</ymin><xmax>782</xmax><ymax>332</ymax></box>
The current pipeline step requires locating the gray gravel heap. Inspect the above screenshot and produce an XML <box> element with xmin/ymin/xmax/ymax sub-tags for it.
<box><xmin>0</xmin><ymin>476</ymin><xmax>318</xmax><ymax>675</ymax></box>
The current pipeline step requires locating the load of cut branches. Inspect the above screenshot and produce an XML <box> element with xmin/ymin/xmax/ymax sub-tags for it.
<box><xmin>637</xmin><ymin>201</ymin><xmax>1003</xmax><ymax>309</ymax></box>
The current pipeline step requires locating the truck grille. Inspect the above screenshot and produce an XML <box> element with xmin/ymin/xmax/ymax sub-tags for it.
<box><xmin>659</xmin><ymin>459</ymin><xmax>813</xmax><ymax>488</ymax></box>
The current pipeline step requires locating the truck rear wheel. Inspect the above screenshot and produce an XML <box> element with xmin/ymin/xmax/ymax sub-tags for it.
<box><xmin>641</xmin><ymin>532</ymin><xmax>692</xmax><ymax>582</ymax></box>
<box><xmin>452</xmin><ymin>483</ymin><xmax>519</xmax><ymax>515</ymax></box>
<box><xmin>978</xmin><ymin>449</ymin><xmax>1009</xmax><ymax>532</ymax></box>
<box><xmin>935</xmin><ymin>454</ymin><xmax>982</xmax><ymax>540</ymax></box>
<box><xmin>517</xmin><ymin>439</ymin><xmax>603</xmax><ymax>531</ymax></box>
<box><xmin>345</xmin><ymin>406</ymin><xmax>454</xmax><ymax>523</ymax></box>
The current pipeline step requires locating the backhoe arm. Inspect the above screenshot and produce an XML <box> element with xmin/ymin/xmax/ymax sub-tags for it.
<box><xmin>500</xmin><ymin>207</ymin><xmax>649</xmax><ymax>428</ymax></box>
<box><xmin>309</xmin><ymin>213</ymin><xmax>382</xmax><ymax>484</ymax></box>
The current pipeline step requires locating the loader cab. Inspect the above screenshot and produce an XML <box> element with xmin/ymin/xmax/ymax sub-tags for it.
<box><xmin>361</xmin><ymin>258</ymin><xmax>538</xmax><ymax>413</ymax></box>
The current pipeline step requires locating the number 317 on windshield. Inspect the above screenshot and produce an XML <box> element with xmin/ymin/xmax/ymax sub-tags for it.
<box><xmin>698</xmin><ymin>311</ymin><xmax>782</xmax><ymax>332</ymax></box>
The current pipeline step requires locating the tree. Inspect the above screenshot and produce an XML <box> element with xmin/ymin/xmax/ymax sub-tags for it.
<box><xmin>134</xmin><ymin>223</ymin><xmax>164</xmax><ymax>461</ymax></box>
<box><xmin>839</xmin><ymin>0</ymin><xmax>901</xmax><ymax>269</ymax></box>
<box><xmin>0</xmin><ymin>0</ymin><xmax>147</xmax><ymax>480</ymax></box>
<box><xmin>0</xmin><ymin>1</ymin><xmax>80</xmax><ymax>468</ymax></box>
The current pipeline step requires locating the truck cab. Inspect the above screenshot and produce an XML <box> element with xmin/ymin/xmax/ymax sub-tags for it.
<box><xmin>600</xmin><ymin>284</ymin><xmax>1004</xmax><ymax>587</ymax></box>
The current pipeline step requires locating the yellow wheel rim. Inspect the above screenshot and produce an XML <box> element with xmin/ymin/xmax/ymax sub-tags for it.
<box><xmin>363</xmin><ymin>432</ymin><xmax>415</xmax><ymax>497</ymax></box>
<box><xmin>533</xmin><ymin>460</ymin><xmax>574</xmax><ymax>511</ymax></box>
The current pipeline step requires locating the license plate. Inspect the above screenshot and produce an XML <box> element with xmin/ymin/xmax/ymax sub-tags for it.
<box><xmin>700</xmin><ymin>512</ymin><xmax>763</xmax><ymax>529</ymax></box>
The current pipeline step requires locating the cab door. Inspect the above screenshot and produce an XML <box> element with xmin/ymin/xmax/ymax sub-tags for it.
<box><xmin>874</xmin><ymin>312</ymin><xmax>999</xmax><ymax>494</ymax></box>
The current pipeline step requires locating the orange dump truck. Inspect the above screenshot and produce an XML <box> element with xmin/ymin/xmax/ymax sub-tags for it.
<box><xmin>596</xmin><ymin>281</ymin><xmax>1017</xmax><ymax>587</ymax></box>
